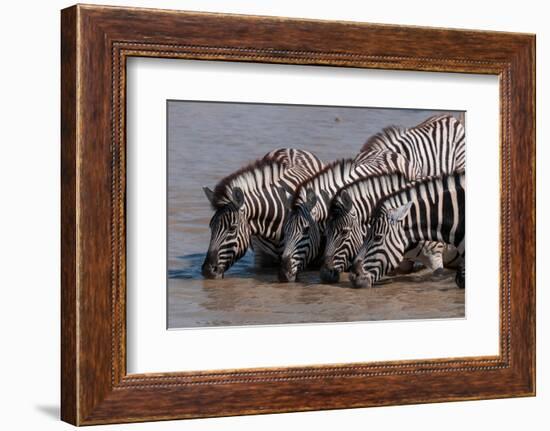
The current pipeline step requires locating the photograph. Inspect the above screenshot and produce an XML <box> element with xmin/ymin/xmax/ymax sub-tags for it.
<box><xmin>167</xmin><ymin>101</ymin><xmax>466</xmax><ymax>328</ymax></box>
<box><xmin>52</xmin><ymin>2</ymin><xmax>536</xmax><ymax>427</ymax></box>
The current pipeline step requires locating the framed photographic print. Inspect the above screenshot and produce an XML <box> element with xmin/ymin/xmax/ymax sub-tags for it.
<box><xmin>61</xmin><ymin>4</ymin><xmax>535</xmax><ymax>425</ymax></box>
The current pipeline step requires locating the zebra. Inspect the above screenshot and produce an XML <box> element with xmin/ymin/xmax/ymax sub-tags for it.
<box><xmin>349</xmin><ymin>171</ymin><xmax>465</xmax><ymax>289</ymax></box>
<box><xmin>261</xmin><ymin>148</ymin><xmax>323</xmax><ymax>171</ymax></box>
<box><xmin>320</xmin><ymin>174</ymin><xmax>460</xmax><ymax>283</ymax></box>
<box><xmin>321</xmin><ymin>114</ymin><xmax>466</xmax><ymax>281</ymax></box>
<box><xmin>278</xmin><ymin>151</ymin><xmax>418</xmax><ymax>282</ymax></box>
<box><xmin>201</xmin><ymin>148</ymin><xmax>324</xmax><ymax>279</ymax></box>
<box><xmin>361</xmin><ymin>114</ymin><xmax>465</xmax><ymax>176</ymax></box>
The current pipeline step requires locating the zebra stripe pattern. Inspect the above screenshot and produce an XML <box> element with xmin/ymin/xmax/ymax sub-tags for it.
<box><xmin>361</xmin><ymin>114</ymin><xmax>466</xmax><ymax>175</ymax></box>
<box><xmin>349</xmin><ymin>172</ymin><xmax>465</xmax><ymax>289</ymax></box>
<box><xmin>321</xmin><ymin>172</ymin><xmax>415</xmax><ymax>282</ymax></box>
<box><xmin>279</xmin><ymin>151</ymin><xmax>418</xmax><ymax>282</ymax></box>
<box><xmin>321</xmin><ymin>174</ymin><xmax>458</xmax><ymax>282</ymax></box>
<box><xmin>321</xmin><ymin>114</ymin><xmax>466</xmax><ymax>282</ymax></box>
<box><xmin>201</xmin><ymin>149</ymin><xmax>324</xmax><ymax>279</ymax></box>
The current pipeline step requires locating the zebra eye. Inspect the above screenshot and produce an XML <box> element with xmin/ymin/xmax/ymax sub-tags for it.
<box><xmin>374</xmin><ymin>234</ymin><xmax>384</xmax><ymax>241</ymax></box>
<box><xmin>302</xmin><ymin>225</ymin><xmax>310</xmax><ymax>234</ymax></box>
<box><xmin>341</xmin><ymin>227</ymin><xmax>351</xmax><ymax>235</ymax></box>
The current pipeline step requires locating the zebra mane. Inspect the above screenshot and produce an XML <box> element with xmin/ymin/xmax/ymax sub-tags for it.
<box><xmin>361</xmin><ymin>126</ymin><xmax>406</xmax><ymax>153</ymax></box>
<box><xmin>291</xmin><ymin>158</ymin><xmax>357</xmax><ymax>208</ymax></box>
<box><xmin>332</xmin><ymin>170</ymin><xmax>411</xmax><ymax>208</ymax></box>
<box><xmin>210</xmin><ymin>156</ymin><xmax>287</xmax><ymax>209</ymax></box>
<box><xmin>361</xmin><ymin>114</ymin><xmax>456</xmax><ymax>153</ymax></box>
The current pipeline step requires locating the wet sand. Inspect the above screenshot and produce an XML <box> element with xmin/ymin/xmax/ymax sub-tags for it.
<box><xmin>168</xmin><ymin>265</ymin><xmax>464</xmax><ymax>329</ymax></box>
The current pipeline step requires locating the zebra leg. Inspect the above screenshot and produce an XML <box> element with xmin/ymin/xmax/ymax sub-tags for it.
<box><xmin>402</xmin><ymin>242</ymin><xmax>445</xmax><ymax>274</ymax></box>
<box><xmin>442</xmin><ymin>244</ymin><xmax>461</xmax><ymax>269</ymax></box>
<box><xmin>426</xmin><ymin>251</ymin><xmax>445</xmax><ymax>275</ymax></box>
<box><xmin>422</xmin><ymin>242</ymin><xmax>445</xmax><ymax>274</ymax></box>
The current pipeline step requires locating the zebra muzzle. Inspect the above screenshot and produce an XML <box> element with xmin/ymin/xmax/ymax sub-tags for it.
<box><xmin>201</xmin><ymin>253</ymin><xmax>224</xmax><ymax>279</ymax></box>
<box><xmin>201</xmin><ymin>263</ymin><xmax>224</xmax><ymax>279</ymax></box>
<box><xmin>349</xmin><ymin>262</ymin><xmax>373</xmax><ymax>288</ymax></box>
<box><xmin>320</xmin><ymin>264</ymin><xmax>340</xmax><ymax>283</ymax></box>
<box><xmin>278</xmin><ymin>258</ymin><xmax>297</xmax><ymax>283</ymax></box>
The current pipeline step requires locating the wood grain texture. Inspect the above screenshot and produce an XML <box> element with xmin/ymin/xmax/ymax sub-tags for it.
<box><xmin>60</xmin><ymin>4</ymin><xmax>536</xmax><ymax>425</ymax></box>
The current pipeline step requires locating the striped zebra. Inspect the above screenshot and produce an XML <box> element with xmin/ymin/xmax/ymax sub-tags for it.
<box><xmin>361</xmin><ymin>114</ymin><xmax>466</xmax><ymax>176</ymax></box>
<box><xmin>201</xmin><ymin>148</ymin><xmax>324</xmax><ymax>279</ymax></box>
<box><xmin>321</xmin><ymin>114</ymin><xmax>466</xmax><ymax>281</ymax></box>
<box><xmin>278</xmin><ymin>151</ymin><xmax>418</xmax><ymax>282</ymax></box>
<box><xmin>321</xmin><ymin>174</ymin><xmax>460</xmax><ymax>283</ymax></box>
<box><xmin>349</xmin><ymin>172</ymin><xmax>465</xmax><ymax>289</ymax></box>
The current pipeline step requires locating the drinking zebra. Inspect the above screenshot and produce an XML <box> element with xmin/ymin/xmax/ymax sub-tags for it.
<box><xmin>349</xmin><ymin>172</ymin><xmax>465</xmax><ymax>289</ymax></box>
<box><xmin>321</xmin><ymin>114</ymin><xmax>466</xmax><ymax>281</ymax></box>
<box><xmin>201</xmin><ymin>148</ymin><xmax>324</xmax><ymax>279</ymax></box>
<box><xmin>278</xmin><ymin>151</ymin><xmax>418</xmax><ymax>282</ymax></box>
<box><xmin>320</xmin><ymin>173</ymin><xmax>454</xmax><ymax>283</ymax></box>
<box><xmin>321</xmin><ymin>173</ymin><xmax>452</xmax><ymax>283</ymax></box>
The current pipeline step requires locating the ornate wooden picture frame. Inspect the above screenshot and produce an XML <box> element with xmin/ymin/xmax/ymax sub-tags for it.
<box><xmin>61</xmin><ymin>4</ymin><xmax>535</xmax><ymax>425</ymax></box>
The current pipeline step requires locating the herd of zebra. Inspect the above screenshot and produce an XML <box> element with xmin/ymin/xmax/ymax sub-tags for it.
<box><xmin>200</xmin><ymin>114</ymin><xmax>466</xmax><ymax>289</ymax></box>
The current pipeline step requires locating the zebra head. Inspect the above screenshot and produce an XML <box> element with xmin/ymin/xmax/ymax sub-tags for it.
<box><xmin>349</xmin><ymin>201</ymin><xmax>413</xmax><ymax>288</ymax></box>
<box><xmin>321</xmin><ymin>190</ymin><xmax>363</xmax><ymax>283</ymax></box>
<box><xmin>279</xmin><ymin>189</ymin><xmax>320</xmax><ymax>282</ymax></box>
<box><xmin>201</xmin><ymin>186</ymin><xmax>251</xmax><ymax>279</ymax></box>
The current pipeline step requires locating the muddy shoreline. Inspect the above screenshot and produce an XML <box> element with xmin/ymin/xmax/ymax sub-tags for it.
<box><xmin>168</xmin><ymin>267</ymin><xmax>464</xmax><ymax>329</ymax></box>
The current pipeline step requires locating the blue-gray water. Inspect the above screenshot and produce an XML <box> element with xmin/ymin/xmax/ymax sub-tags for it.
<box><xmin>167</xmin><ymin>101</ymin><xmax>464</xmax><ymax>328</ymax></box>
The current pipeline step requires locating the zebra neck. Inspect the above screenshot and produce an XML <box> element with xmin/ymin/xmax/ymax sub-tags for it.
<box><xmin>244</xmin><ymin>195</ymin><xmax>286</xmax><ymax>241</ymax></box>
<box><xmin>304</xmin><ymin>161</ymin><xmax>359</xmax><ymax>217</ymax></box>
<box><xmin>351</xmin><ymin>176</ymin><xmax>410</xmax><ymax>228</ymax></box>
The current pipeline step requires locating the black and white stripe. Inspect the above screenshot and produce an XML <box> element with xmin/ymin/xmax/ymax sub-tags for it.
<box><xmin>321</xmin><ymin>115</ymin><xmax>465</xmax><ymax>282</ymax></box>
<box><xmin>279</xmin><ymin>152</ymin><xmax>417</xmax><ymax>282</ymax></box>
<box><xmin>361</xmin><ymin>114</ymin><xmax>466</xmax><ymax>175</ymax></box>
<box><xmin>321</xmin><ymin>172</ymin><xmax>416</xmax><ymax>282</ymax></box>
<box><xmin>321</xmin><ymin>173</ymin><xmax>457</xmax><ymax>282</ymax></box>
<box><xmin>201</xmin><ymin>148</ymin><xmax>324</xmax><ymax>279</ymax></box>
<box><xmin>349</xmin><ymin>172</ymin><xmax>465</xmax><ymax>289</ymax></box>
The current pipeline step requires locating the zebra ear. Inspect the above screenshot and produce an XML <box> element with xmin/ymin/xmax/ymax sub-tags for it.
<box><xmin>231</xmin><ymin>187</ymin><xmax>245</xmax><ymax>208</ymax></box>
<box><xmin>305</xmin><ymin>188</ymin><xmax>318</xmax><ymax>210</ymax></box>
<box><xmin>388</xmin><ymin>201</ymin><xmax>413</xmax><ymax>224</ymax></box>
<box><xmin>203</xmin><ymin>187</ymin><xmax>215</xmax><ymax>206</ymax></box>
<box><xmin>340</xmin><ymin>190</ymin><xmax>353</xmax><ymax>212</ymax></box>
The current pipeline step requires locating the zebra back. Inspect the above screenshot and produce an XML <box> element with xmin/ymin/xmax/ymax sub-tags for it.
<box><xmin>210</xmin><ymin>148</ymin><xmax>323</xmax><ymax>210</ymax></box>
<box><xmin>263</xmin><ymin>148</ymin><xmax>324</xmax><ymax>173</ymax></box>
<box><xmin>354</xmin><ymin>149</ymin><xmax>421</xmax><ymax>181</ymax></box>
<box><xmin>361</xmin><ymin>114</ymin><xmax>465</xmax><ymax>176</ymax></box>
